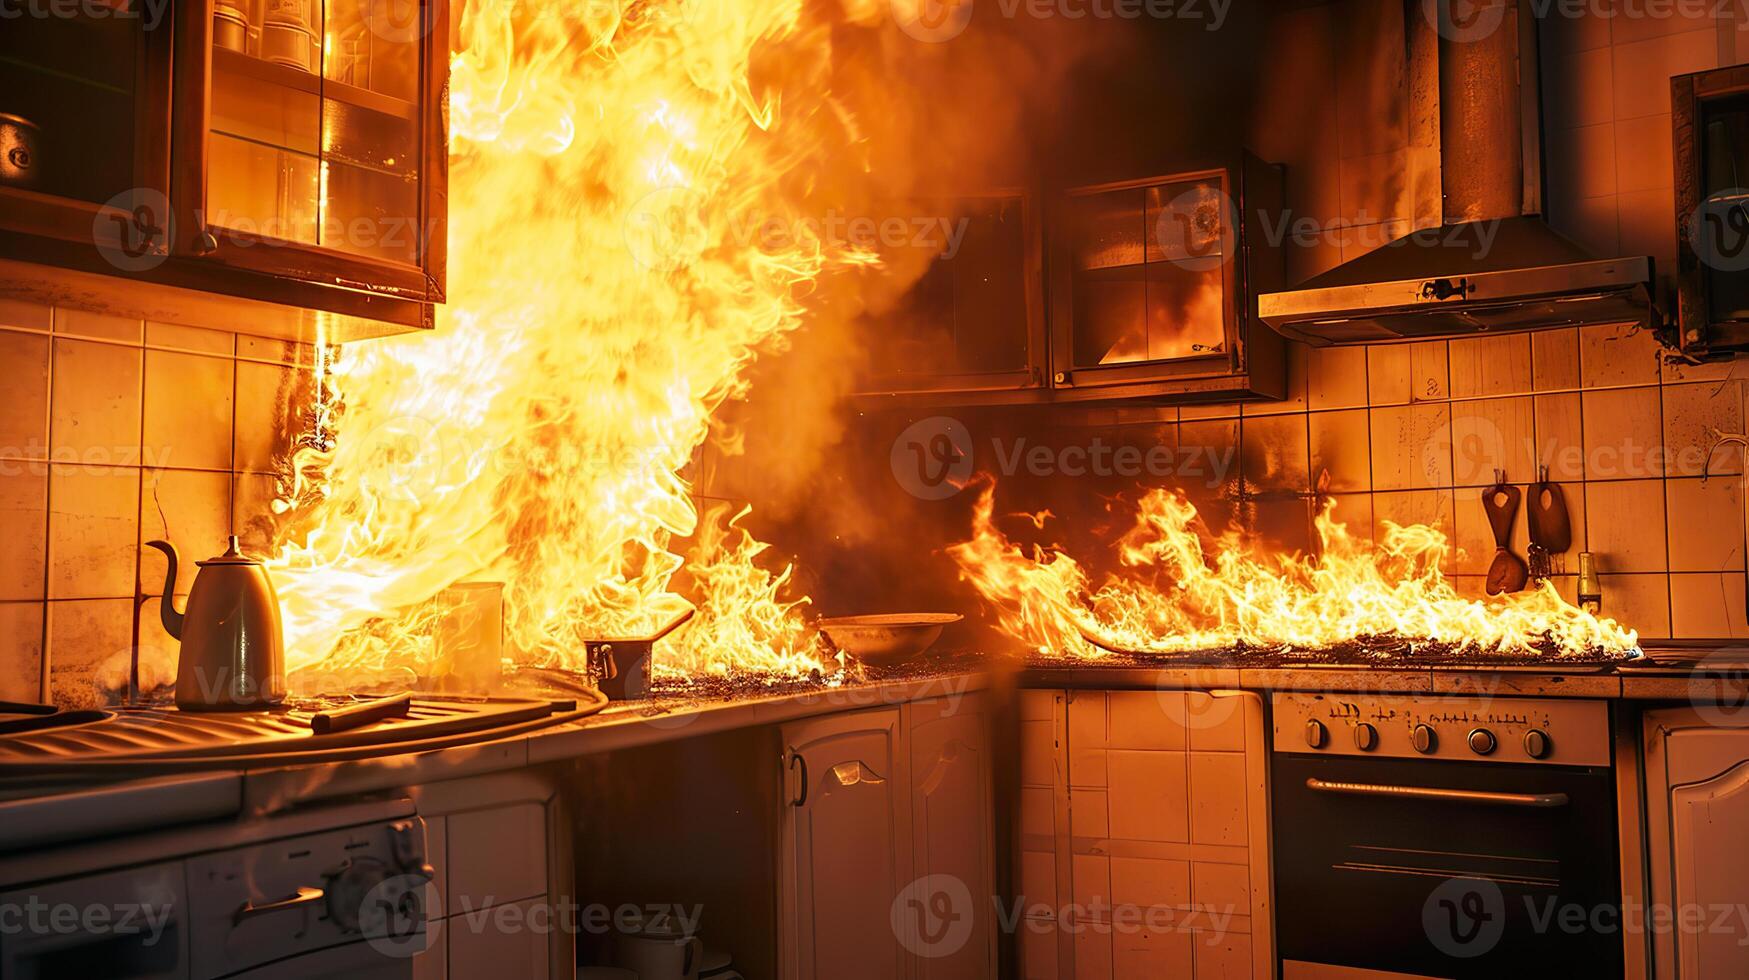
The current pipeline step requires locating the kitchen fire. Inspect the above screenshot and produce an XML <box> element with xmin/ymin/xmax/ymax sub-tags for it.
<box><xmin>4</xmin><ymin>0</ymin><xmax>1749</xmax><ymax>977</ymax></box>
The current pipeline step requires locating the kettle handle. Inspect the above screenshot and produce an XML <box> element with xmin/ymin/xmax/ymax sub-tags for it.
<box><xmin>143</xmin><ymin>540</ymin><xmax>184</xmax><ymax>640</ymax></box>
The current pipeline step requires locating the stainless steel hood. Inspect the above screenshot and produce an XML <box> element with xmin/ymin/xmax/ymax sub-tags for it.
<box><xmin>1258</xmin><ymin>0</ymin><xmax>1656</xmax><ymax>346</ymax></box>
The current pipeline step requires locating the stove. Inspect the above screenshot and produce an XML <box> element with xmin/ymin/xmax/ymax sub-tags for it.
<box><xmin>0</xmin><ymin>695</ymin><xmax>597</xmax><ymax>776</ymax></box>
<box><xmin>1270</xmin><ymin>693</ymin><xmax>1625</xmax><ymax>978</ymax></box>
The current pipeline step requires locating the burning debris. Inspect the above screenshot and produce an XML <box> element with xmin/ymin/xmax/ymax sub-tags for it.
<box><xmin>950</xmin><ymin>476</ymin><xmax>1640</xmax><ymax>664</ymax></box>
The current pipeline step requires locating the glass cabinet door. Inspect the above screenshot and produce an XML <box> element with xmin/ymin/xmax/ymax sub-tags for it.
<box><xmin>0</xmin><ymin>6</ymin><xmax>168</xmax><ymax>230</ymax></box>
<box><xmin>858</xmin><ymin>193</ymin><xmax>1046</xmax><ymax>398</ymax></box>
<box><xmin>1063</xmin><ymin>175</ymin><xmax>1229</xmax><ymax>369</ymax></box>
<box><xmin>200</xmin><ymin>0</ymin><xmax>432</xmax><ymax>273</ymax></box>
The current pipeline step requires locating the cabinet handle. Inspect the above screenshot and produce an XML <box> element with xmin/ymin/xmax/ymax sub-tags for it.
<box><xmin>789</xmin><ymin>752</ymin><xmax>808</xmax><ymax>807</ymax></box>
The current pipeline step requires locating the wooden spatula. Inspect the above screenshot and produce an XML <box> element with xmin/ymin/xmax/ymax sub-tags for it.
<box><xmin>1483</xmin><ymin>475</ymin><xmax>1528</xmax><ymax>595</ymax></box>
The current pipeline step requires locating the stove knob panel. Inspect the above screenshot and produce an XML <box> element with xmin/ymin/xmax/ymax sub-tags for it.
<box><xmin>1353</xmin><ymin>723</ymin><xmax>1378</xmax><ymax>752</ymax></box>
<box><xmin>1304</xmin><ymin>720</ymin><xmax>1328</xmax><ymax>749</ymax></box>
<box><xmin>1468</xmin><ymin>728</ymin><xmax>1497</xmax><ymax>756</ymax></box>
<box><xmin>1524</xmin><ymin>729</ymin><xmax>1552</xmax><ymax>760</ymax></box>
<box><xmin>1411</xmin><ymin>724</ymin><xmax>1437</xmax><ymax>754</ymax></box>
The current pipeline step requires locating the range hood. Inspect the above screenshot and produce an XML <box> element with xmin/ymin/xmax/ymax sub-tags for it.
<box><xmin>1258</xmin><ymin>0</ymin><xmax>1656</xmax><ymax>346</ymax></box>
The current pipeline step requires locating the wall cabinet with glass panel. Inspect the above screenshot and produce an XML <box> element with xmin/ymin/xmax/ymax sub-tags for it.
<box><xmin>853</xmin><ymin>192</ymin><xmax>1049</xmax><ymax>406</ymax></box>
<box><xmin>1048</xmin><ymin>157</ymin><xmax>1285</xmax><ymax>402</ymax></box>
<box><xmin>1673</xmin><ymin>62</ymin><xmax>1749</xmax><ymax>358</ymax></box>
<box><xmin>0</xmin><ymin>0</ymin><xmax>448</xmax><ymax>341</ymax></box>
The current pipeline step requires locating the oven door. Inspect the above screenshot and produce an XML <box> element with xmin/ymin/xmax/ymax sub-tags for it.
<box><xmin>1272</xmin><ymin>752</ymin><xmax>1623</xmax><ymax>979</ymax></box>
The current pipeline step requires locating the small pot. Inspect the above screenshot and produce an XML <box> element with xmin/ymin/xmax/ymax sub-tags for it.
<box><xmin>261</xmin><ymin>22</ymin><xmax>318</xmax><ymax>73</ymax></box>
<box><xmin>0</xmin><ymin>114</ymin><xmax>41</xmax><ymax>190</ymax></box>
<box><xmin>213</xmin><ymin>6</ymin><xmax>249</xmax><ymax>53</ymax></box>
<box><xmin>586</xmin><ymin>608</ymin><xmax>695</xmax><ymax>701</ymax></box>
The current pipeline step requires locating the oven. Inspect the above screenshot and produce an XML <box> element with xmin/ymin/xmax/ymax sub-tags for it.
<box><xmin>1270</xmin><ymin>693</ymin><xmax>1623</xmax><ymax>979</ymax></box>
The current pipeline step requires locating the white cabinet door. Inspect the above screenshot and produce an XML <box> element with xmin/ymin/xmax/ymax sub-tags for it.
<box><xmin>904</xmin><ymin>695</ymin><xmax>996</xmax><ymax>979</ymax></box>
<box><xmin>1671</xmin><ymin>760</ymin><xmax>1749</xmax><ymax>978</ymax></box>
<box><xmin>781</xmin><ymin>707</ymin><xmax>909</xmax><ymax>980</ymax></box>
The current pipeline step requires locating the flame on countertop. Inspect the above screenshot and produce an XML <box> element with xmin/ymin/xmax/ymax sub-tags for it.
<box><xmin>949</xmin><ymin>475</ymin><xmax>1639</xmax><ymax>661</ymax></box>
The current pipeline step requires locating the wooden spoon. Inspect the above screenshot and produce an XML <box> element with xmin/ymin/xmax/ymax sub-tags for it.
<box><xmin>1482</xmin><ymin>479</ymin><xmax>1528</xmax><ymax>595</ymax></box>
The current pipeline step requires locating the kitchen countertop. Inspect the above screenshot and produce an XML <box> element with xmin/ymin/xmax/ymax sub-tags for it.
<box><xmin>4</xmin><ymin>655</ymin><xmax>1745</xmax><ymax>850</ymax></box>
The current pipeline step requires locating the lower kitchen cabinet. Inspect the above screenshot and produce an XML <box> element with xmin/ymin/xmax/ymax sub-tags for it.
<box><xmin>780</xmin><ymin>694</ymin><xmax>996</xmax><ymax>980</ymax></box>
<box><xmin>1643</xmin><ymin>706</ymin><xmax>1749</xmax><ymax>979</ymax></box>
<box><xmin>410</xmin><ymin>771</ymin><xmax>569</xmax><ymax>980</ymax></box>
<box><xmin>1017</xmin><ymin>688</ymin><xmax>1273</xmax><ymax>979</ymax></box>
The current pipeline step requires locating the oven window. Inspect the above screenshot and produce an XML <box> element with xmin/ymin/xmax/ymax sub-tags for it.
<box><xmin>1271</xmin><ymin>753</ymin><xmax>1624</xmax><ymax>977</ymax></box>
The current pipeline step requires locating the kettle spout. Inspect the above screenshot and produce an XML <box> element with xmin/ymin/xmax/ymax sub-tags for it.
<box><xmin>143</xmin><ymin>540</ymin><xmax>185</xmax><ymax>640</ymax></box>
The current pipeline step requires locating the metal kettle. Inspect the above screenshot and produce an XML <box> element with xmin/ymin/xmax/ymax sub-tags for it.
<box><xmin>145</xmin><ymin>536</ymin><xmax>286</xmax><ymax>711</ymax></box>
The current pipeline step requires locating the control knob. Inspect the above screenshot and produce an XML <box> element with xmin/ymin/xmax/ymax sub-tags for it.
<box><xmin>1304</xmin><ymin>720</ymin><xmax>1328</xmax><ymax>749</ymax></box>
<box><xmin>1411</xmin><ymin>724</ymin><xmax>1437</xmax><ymax>754</ymax></box>
<box><xmin>1468</xmin><ymin>728</ymin><xmax>1497</xmax><ymax>755</ymax></box>
<box><xmin>1353</xmin><ymin>723</ymin><xmax>1378</xmax><ymax>751</ymax></box>
<box><xmin>1523</xmin><ymin>729</ymin><xmax>1552</xmax><ymax>760</ymax></box>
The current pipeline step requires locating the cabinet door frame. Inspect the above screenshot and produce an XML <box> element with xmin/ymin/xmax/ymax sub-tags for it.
<box><xmin>852</xmin><ymin>188</ymin><xmax>1051</xmax><ymax>405</ymax></box>
<box><xmin>1672</xmin><ymin>62</ymin><xmax>1749</xmax><ymax>355</ymax></box>
<box><xmin>1047</xmin><ymin>166</ymin><xmax>1242</xmax><ymax>391</ymax></box>
<box><xmin>0</xmin><ymin>12</ymin><xmax>175</xmax><ymax>254</ymax></box>
<box><xmin>168</xmin><ymin>0</ymin><xmax>449</xmax><ymax>304</ymax></box>
<box><xmin>779</xmin><ymin>706</ymin><xmax>913</xmax><ymax>980</ymax></box>
<box><xmin>902</xmin><ymin>695</ymin><xmax>998</xmax><ymax>980</ymax></box>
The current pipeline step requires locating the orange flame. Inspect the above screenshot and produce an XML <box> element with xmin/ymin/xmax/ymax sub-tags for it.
<box><xmin>265</xmin><ymin>0</ymin><xmax>896</xmax><ymax>683</ymax></box>
<box><xmin>950</xmin><ymin>477</ymin><xmax>1638</xmax><ymax>660</ymax></box>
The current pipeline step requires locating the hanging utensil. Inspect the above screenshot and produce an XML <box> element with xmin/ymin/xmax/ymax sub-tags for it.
<box><xmin>1482</xmin><ymin>471</ymin><xmax>1528</xmax><ymax>595</ymax></box>
<box><xmin>1526</xmin><ymin>466</ymin><xmax>1572</xmax><ymax>584</ymax></box>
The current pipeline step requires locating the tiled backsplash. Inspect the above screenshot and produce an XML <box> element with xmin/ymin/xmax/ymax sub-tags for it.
<box><xmin>0</xmin><ymin>299</ymin><xmax>312</xmax><ymax>707</ymax></box>
<box><xmin>1142</xmin><ymin>325</ymin><xmax>1744</xmax><ymax>643</ymax></box>
<box><xmin>1181</xmin><ymin>2</ymin><xmax>1749</xmax><ymax>642</ymax></box>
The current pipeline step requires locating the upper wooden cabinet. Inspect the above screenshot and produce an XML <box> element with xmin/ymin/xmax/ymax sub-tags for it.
<box><xmin>0</xmin><ymin>0</ymin><xmax>448</xmax><ymax>341</ymax></box>
<box><xmin>1672</xmin><ymin>62</ymin><xmax>1749</xmax><ymax>357</ymax></box>
<box><xmin>1048</xmin><ymin>156</ymin><xmax>1286</xmax><ymax>403</ymax></box>
<box><xmin>853</xmin><ymin>156</ymin><xmax>1288</xmax><ymax>409</ymax></box>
